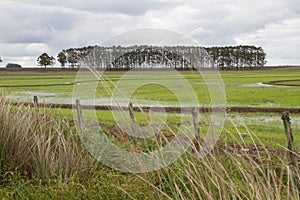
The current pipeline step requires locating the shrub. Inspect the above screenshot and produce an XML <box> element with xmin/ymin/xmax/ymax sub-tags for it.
<box><xmin>6</xmin><ymin>63</ymin><xmax>22</xmax><ymax>68</ymax></box>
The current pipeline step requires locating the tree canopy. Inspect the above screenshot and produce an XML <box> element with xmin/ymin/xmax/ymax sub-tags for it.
<box><xmin>57</xmin><ymin>52</ymin><xmax>67</xmax><ymax>67</ymax></box>
<box><xmin>6</xmin><ymin>63</ymin><xmax>22</xmax><ymax>68</ymax></box>
<box><xmin>57</xmin><ymin>45</ymin><xmax>267</xmax><ymax>70</ymax></box>
<box><xmin>37</xmin><ymin>53</ymin><xmax>55</xmax><ymax>68</ymax></box>
<box><xmin>57</xmin><ymin>46</ymin><xmax>95</xmax><ymax>68</ymax></box>
<box><xmin>204</xmin><ymin>45</ymin><xmax>267</xmax><ymax>69</ymax></box>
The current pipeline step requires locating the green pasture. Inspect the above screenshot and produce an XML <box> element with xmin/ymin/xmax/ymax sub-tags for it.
<box><xmin>1</xmin><ymin>67</ymin><xmax>300</xmax><ymax>107</ymax></box>
<box><xmin>45</xmin><ymin>106</ymin><xmax>300</xmax><ymax>149</ymax></box>
<box><xmin>1</xmin><ymin>67</ymin><xmax>300</xmax><ymax>148</ymax></box>
<box><xmin>1</xmin><ymin>68</ymin><xmax>300</xmax><ymax>199</ymax></box>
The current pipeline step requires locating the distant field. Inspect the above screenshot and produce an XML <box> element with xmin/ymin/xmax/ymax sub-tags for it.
<box><xmin>1</xmin><ymin>67</ymin><xmax>300</xmax><ymax>108</ymax></box>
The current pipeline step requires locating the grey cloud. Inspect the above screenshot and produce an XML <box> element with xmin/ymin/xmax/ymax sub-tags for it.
<box><xmin>0</xmin><ymin>43</ymin><xmax>49</xmax><ymax>57</ymax></box>
<box><xmin>10</xmin><ymin>0</ymin><xmax>174</xmax><ymax>16</ymax></box>
<box><xmin>0</xmin><ymin>0</ymin><xmax>300</xmax><ymax>66</ymax></box>
<box><xmin>0</xmin><ymin>2</ymin><xmax>80</xmax><ymax>44</ymax></box>
<box><xmin>234</xmin><ymin>17</ymin><xmax>300</xmax><ymax>65</ymax></box>
<box><xmin>286</xmin><ymin>0</ymin><xmax>300</xmax><ymax>14</ymax></box>
<box><xmin>1</xmin><ymin>30</ymin><xmax>52</xmax><ymax>44</ymax></box>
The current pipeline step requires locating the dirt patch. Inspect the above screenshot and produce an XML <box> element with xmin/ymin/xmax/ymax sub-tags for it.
<box><xmin>214</xmin><ymin>141</ymin><xmax>285</xmax><ymax>162</ymax></box>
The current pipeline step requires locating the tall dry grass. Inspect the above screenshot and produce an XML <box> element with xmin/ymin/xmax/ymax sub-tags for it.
<box><xmin>1</xmin><ymin>95</ymin><xmax>300</xmax><ymax>199</ymax></box>
<box><xmin>0</xmin><ymin>98</ymin><xmax>96</xmax><ymax>180</ymax></box>
<box><xmin>136</xmin><ymin>120</ymin><xmax>300</xmax><ymax>200</ymax></box>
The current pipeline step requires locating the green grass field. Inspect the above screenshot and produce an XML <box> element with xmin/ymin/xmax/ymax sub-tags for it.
<box><xmin>1</xmin><ymin>67</ymin><xmax>300</xmax><ymax>199</ymax></box>
<box><xmin>1</xmin><ymin>67</ymin><xmax>300</xmax><ymax>147</ymax></box>
<box><xmin>1</xmin><ymin>67</ymin><xmax>300</xmax><ymax>107</ymax></box>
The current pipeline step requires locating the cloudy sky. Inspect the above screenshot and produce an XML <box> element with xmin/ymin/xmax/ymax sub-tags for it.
<box><xmin>0</xmin><ymin>0</ymin><xmax>299</xmax><ymax>67</ymax></box>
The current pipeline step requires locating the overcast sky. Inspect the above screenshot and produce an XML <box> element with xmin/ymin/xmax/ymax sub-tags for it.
<box><xmin>0</xmin><ymin>0</ymin><xmax>299</xmax><ymax>67</ymax></box>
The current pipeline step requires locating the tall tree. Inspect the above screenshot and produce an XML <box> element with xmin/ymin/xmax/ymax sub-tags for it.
<box><xmin>57</xmin><ymin>52</ymin><xmax>67</xmax><ymax>67</ymax></box>
<box><xmin>37</xmin><ymin>53</ymin><xmax>55</xmax><ymax>68</ymax></box>
<box><xmin>66</xmin><ymin>50</ymin><xmax>79</xmax><ymax>68</ymax></box>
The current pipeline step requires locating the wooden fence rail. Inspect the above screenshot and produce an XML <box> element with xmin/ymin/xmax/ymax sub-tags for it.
<box><xmin>6</xmin><ymin>101</ymin><xmax>300</xmax><ymax>114</ymax></box>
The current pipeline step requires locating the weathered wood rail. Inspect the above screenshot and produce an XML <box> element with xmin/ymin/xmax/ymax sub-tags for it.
<box><xmin>7</xmin><ymin>101</ymin><xmax>300</xmax><ymax>114</ymax></box>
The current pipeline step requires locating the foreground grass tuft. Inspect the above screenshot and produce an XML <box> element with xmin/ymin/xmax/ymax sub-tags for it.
<box><xmin>0</xmin><ymin>98</ymin><xmax>96</xmax><ymax>180</ymax></box>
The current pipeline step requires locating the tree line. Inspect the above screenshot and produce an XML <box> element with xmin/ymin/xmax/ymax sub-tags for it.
<box><xmin>35</xmin><ymin>45</ymin><xmax>267</xmax><ymax>69</ymax></box>
<box><xmin>111</xmin><ymin>47</ymin><xmax>193</xmax><ymax>69</ymax></box>
<box><xmin>204</xmin><ymin>45</ymin><xmax>266</xmax><ymax>69</ymax></box>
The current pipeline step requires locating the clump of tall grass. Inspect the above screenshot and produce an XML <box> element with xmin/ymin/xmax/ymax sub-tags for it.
<box><xmin>133</xmin><ymin>119</ymin><xmax>300</xmax><ymax>199</ymax></box>
<box><xmin>0</xmin><ymin>98</ymin><xmax>96</xmax><ymax>180</ymax></box>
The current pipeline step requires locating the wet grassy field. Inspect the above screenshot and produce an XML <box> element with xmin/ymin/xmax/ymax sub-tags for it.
<box><xmin>1</xmin><ymin>67</ymin><xmax>300</xmax><ymax>107</ymax></box>
<box><xmin>1</xmin><ymin>67</ymin><xmax>300</xmax><ymax>199</ymax></box>
<box><xmin>1</xmin><ymin>67</ymin><xmax>300</xmax><ymax>147</ymax></box>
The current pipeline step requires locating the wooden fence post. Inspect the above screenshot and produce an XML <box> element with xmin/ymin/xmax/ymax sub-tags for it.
<box><xmin>33</xmin><ymin>96</ymin><xmax>38</xmax><ymax>105</ymax></box>
<box><xmin>33</xmin><ymin>96</ymin><xmax>39</xmax><ymax>112</ymax></box>
<box><xmin>192</xmin><ymin>107</ymin><xmax>200</xmax><ymax>140</ymax></box>
<box><xmin>128</xmin><ymin>102</ymin><xmax>137</xmax><ymax>145</ymax></box>
<box><xmin>0</xmin><ymin>93</ymin><xmax>3</xmax><ymax>103</ymax></box>
<box><xmin>76</xmin><ymin>99</ymin><xmax>83</xmax><ymax>131</ymax></box>
<box><xmin>33</xmin><ymin>96</ymin><xmax>38</xmax><ymax>104</ymax></box>
<box><xmin>281</xmin><ymin>112</ymin><xmax>299</xmax><ymax>167</ymax></box>
<box><xmin>281</xmin><ymin>111</ymin><xmax>300</xmax><ymax>196</ymax></box>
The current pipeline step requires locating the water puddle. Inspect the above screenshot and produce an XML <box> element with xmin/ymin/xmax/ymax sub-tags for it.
<box><xmin>5</xmin><ymin>91</ymin><xmax>202</xmax><ymax>107</ymax></box>
<box><xmin>230</xmin><ymin>114</ymin><xmax>300</xmax><ymax>129</ymax></box>
<box><xmin>243</xmin><ymin>82</ymin><xmax>290</xmax><ymax>87</ymax></box>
